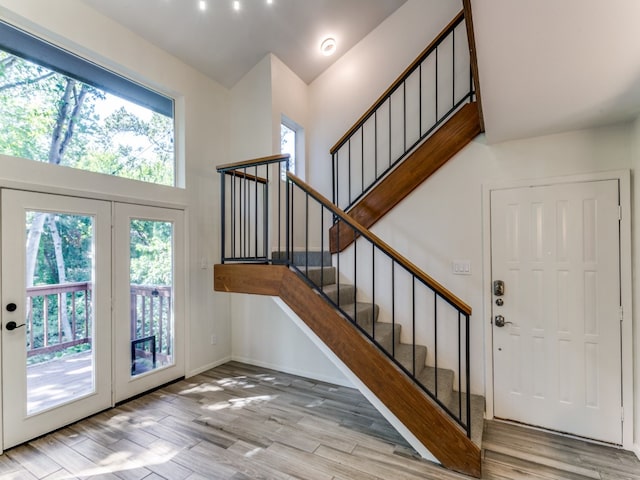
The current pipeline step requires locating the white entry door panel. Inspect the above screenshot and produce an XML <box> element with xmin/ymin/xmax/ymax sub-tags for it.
<box><xmin>491</xmin><ymin>180</ymin><xmax>621</xmax><ymax>444</ymax></box>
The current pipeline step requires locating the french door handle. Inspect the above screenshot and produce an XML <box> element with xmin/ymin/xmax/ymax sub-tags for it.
<box><xmin>5</xmin><ymin>321</ymin><xmax>25</xmax><ymax>331</ymax></box>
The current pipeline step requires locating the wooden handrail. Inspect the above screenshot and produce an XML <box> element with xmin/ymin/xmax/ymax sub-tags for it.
<box><xmin>216</xmin><ymin>153</ymin><xmax>290</xmax><ymax>172</ymax></box>
<box><xmin>287</xmin><ymin>173</ymin><xmax>472</xmax><ymax>315</ymax></box>
<box><xmin>330</xmin><ymin>10</ymin><xmax>465</xmax><ymax>154</ymax></box>
<box><xmin>27</xmin><ymin>281</ymin><xmax>91</xmax><ymax>296</ymax></box>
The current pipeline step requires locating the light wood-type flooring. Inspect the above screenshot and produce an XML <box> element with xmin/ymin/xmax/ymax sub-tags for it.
<box><xmin>1</xmin><ymin>361</ymin><xmax>639</xmax><ymax>479</ymax></box>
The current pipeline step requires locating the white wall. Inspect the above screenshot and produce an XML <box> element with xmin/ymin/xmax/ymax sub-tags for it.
<box><xmin>230</xmin><ymin>55</ymin><xmax>273</xmax><ymax>162</ymax></box>
<box><xmin>271</xmin><ymin>54</ymin><xmax>309</xmax><ymax>179</ymax></box>
<box><xmin>0</xmin><ymin>0</ymin><xmax>232</xmax><ymax>376</ymax></box>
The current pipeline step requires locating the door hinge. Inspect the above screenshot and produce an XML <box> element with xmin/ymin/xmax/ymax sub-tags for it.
<box><xmin>619</xmin><ymin>306</ymin><xmax>624</xmax><ymax>322</ymax></box>
<box><xmin>619</xmin><ymin>205</ymin><xmax>622</xmax><ymax>221</ymax></box>
<box><xmin>621</xmin><ymin>406</ymin><xmax>624</xmax><ymax>422</ymax></box>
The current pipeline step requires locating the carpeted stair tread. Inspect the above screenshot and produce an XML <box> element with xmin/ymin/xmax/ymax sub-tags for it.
<box><xmin>416</xmin><ymin>366</ymin><xmax>454</xmax><ymax>407</ymax></box>
<box><xmin>341</xmin><ymin>302</ymin><xmax>379</xmax><ymax>327</ymax></box>
<box><xmin>361</xmin><ymin>321</ymin><xmax>402</xmax><ymax>352</ymax></box>
<box><xmin>301</xmin><ymin>266</ymin><xmax>336</xmax><ymax>287</ymax></box>
<box><xmin>447</xmin><ymin>392</ymin><xmax>485</xmax><ymax>447</ymax></box>
<box><xmin>388</xmin><ymin>343</ymin><xmax>427</xmax><ymax>378</ymax></box>
<box><xmin>320</xmin><ymin>283</ymin><xmax>356</xmax><ymax>306</ymax></box>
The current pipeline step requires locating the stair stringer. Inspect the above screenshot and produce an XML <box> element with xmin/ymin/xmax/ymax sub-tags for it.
<box><xmin>214</xmin><ymin>263</ymin><xmax>482</xmax><ymax>478</ymax></box>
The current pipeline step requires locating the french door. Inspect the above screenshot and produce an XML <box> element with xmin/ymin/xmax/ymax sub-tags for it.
<box><xmin>0</xmin><ymin>191</ymin><xmax>185</xmax><ymax>449</ymax></box>
<box><xmin>1</xmin><ymin>190</ymin><xmax>112</xmax><ymax>449</ymax></box>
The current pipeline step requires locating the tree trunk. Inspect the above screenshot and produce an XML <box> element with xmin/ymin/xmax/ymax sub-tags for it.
<box><xmin>24</xmin><ymin>78</ymin><xmax>90</xmax><ymax>345</ymax></box>
<box><xmin>46</xmin><ymin>216</ymin><xmax>73</xmax><ymax>341</ymax></box>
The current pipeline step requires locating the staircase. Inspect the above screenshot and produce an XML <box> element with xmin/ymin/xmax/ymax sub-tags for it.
<box><xmin>286</xmin><ymin>250</ymin><xmax>485</xmax><ymax>448</ymax></box>
<box><xmin>214</xmin><ymin>6</ymin><xmax>485</xmax><ymax>478</ymax></box>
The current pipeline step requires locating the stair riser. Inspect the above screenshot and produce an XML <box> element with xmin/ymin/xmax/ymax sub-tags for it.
<box><xmin>322</xmin><ymin>284</ymin><xmax>356</xmax><ymax>306</ymax></box>
<box><xmin>272</xmin><ymin>251</ymin><xmax>332</xmax><ymax>267</ymax></box>
<box><xmin>303</xmin><ymin>266</ymin><xmax>336</xmax><ymax>286</ymax></box>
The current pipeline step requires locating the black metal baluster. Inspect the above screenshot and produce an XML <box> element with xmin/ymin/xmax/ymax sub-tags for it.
<box><xmin>371</xmin><ymin>243</ymin><xmax>375</xmax><ymax>341</ymax></box>
<box><xmin>285</xmin><ymin>172</ymin><xmax>290</xmax><ymax>263</ymax></box>
<box><xmin>452</xmin><ymin>28</ymin><xmax>456</xmax><ymax>109</ymax></box>
<box><xmin>374</xmin><ymin>111</ymin><xmax>378</xmax><ymax>184</ymax></box>
<box><xmin>458</xmin><ymin>311</ymin><xmax>462</xmax><ymax>421</ymax></box>
<box><xmin>434</xmin><ymin>292</ymin><xmax>438</xmax><ymax>400</ymax></box>
<box><xmin>335</xmin><ymin>151</ymin><xmax>340</xmax><ymax>211</ymax></box>
<box><xmin>412</xmin><ymin>276</ymin><xmax>416</xmax><ymax>376</ymax></box>
<box><xmin>254</xmin><ymin>165</ymin><xmax>258</xmax><ymax>259</ymax></box>
<box><xmin>391</xmin><ymin>261</ymin><xmax>395</xmax><ymax>357</ymax></box>
<box><xmin>348</xmin><ymin>139</ymin><xmax>352</xmax><ymax>205</ymax></box>
<box><xmin>355</xmin><ymin>235</ymin><xmax>358</xmax><ymax>325</ymax></box>
<box><xmin>466</xmin><ymin>313</ymin><xmax>471</xmax><ymax>437</ymax></box>
<box><xmin>320</xmin><ymin>205</ymin><xmax>324</xmax><ymax>290</ymax></box>
<box><xmin>419</xmin><ymin>63</ymin><xmax>423</xmax><ymax>137</ymax></box>
<box><xmin>403</xmin><ymin>81</ymin><xmax>407</xmax><ymax>154</ymax></box>
<box><xmin>388</xmin><ymin>99</ymin><xmax>392</xmax><ymax>169</ymax></box>
<box><xmin>278</xmin><ymin>164</ymin><xmax>282</xmax><ymax>258</ymax></box>
<box><xmin>361</xmin><ymin>126</ymin><xmax>364</xmax><ymax>202</ymax></box>
<box><xmin>220</xmin><ymin>172</ymin><xmax>226</xmax><ymax>263</ymax></box>
<box><xmin>231</xmin><ymin>172</ymin><xmax>236</xmax><ymax>259</ymax></box>
<box><xmin>264</xmin><ymin>167</ymin><xmax>269</xmax><ymax>261</ymax></box>
<box><xmin>305</xmin><ymin>193</ymin><xmax>309</xmax><ymax>278</ymax></box>
<box><xmin>435</xmin><ymin>47</ymin><xmax>439</xmax><ymax>122</ymax></box>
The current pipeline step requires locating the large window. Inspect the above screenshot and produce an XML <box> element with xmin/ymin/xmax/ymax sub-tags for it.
<box><xmin>0</xmin><ymin>21</ymin><xmax>175</xmax><ymax>186</ymax></box>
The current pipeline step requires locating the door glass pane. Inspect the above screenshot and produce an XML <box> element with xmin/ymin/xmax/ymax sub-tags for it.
<box><xmin>26</xmin><ymin>211</ymin><xmax>95</xmax><ymax>415</ymax></box>
<box><xmin>129</xmin><ymin>219</ymin><xmax>174</xmax><ymax>376</ymax></box>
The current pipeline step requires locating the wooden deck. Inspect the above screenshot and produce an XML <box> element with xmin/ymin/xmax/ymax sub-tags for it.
<box><xmin>3</xmin><ymin>361</ymin><xmax>639</xmax><ymax>479</ymax></box>
<box><xmin>27</xmin><ymin>350</ymin><xmax>93</xmax><ymax>414</ymax></box>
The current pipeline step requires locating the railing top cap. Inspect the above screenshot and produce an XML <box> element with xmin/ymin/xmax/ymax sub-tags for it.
<box><xmin>217</xmin><ymin>153</ymin><xmax>290</xmax><ymax>172</ymax></box>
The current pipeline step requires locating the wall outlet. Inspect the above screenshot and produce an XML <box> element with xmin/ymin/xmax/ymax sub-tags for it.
<box><xmin>210</xmin><ymin>335</ymin><xmax>217</xmax><ymax>345</ymax></box>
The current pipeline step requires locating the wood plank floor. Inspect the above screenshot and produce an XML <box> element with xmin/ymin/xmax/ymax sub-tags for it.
<box><xmin>2</xmin><ymin>361</ymin><xmax>639</xmax><ymax>479</ymax></box>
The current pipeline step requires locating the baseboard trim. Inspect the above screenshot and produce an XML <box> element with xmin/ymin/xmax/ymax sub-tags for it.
<box><xmin>186</xmin><ymin>356</ymin><xmax>232</xmax><ymax>378</ymax></box>
<box><xmin>230</xmin><ymin>354</ymin><xmax>353</xmax><ymax>388</ymax></box>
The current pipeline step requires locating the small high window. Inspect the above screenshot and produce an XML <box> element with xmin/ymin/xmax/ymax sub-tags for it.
<box><xmin>281</xmin><ymin>115</ymin><xmax>304</xmax><ymax>180</ymax></box>
<box><xmin>0</xmin><ymin>21</ymin><xmax>175</xmax><ymax>186</ymax></box>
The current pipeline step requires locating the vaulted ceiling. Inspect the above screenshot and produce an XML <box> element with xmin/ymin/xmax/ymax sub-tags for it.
<box><xmin>79</xmin><ymin>0</ymin><xmax>640</xmax><ymax>144</ymax></box>
<box><xmin>80</xmin><ymin>0</ymin><xmax>407</xmax><ymax>88</ymax></box>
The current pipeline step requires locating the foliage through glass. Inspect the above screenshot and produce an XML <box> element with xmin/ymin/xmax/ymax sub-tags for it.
<box><xmin>0</xmin><ymin>49</ymin><xmax>174</xmax><ymax>186</ymax></box>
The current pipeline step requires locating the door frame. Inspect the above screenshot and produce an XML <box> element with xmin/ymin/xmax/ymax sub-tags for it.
<box><xmin>482</xmin><ymin>169</ymin><xmax>633</xmax><ymax>449</ymax></box>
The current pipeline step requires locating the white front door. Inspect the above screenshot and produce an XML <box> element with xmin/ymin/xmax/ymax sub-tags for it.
<box><xmin>1</xmin><ymin>190</ymin><xmax>112</xmax><ymax>449</ymax></box>
<box><xmin>491</xmin><ymin>180</ymin><xmax>622</xmax><ymax>444</ymax></box>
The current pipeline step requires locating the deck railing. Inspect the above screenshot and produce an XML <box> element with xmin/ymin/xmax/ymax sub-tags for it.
<box><xmin>26</xmin><ymin>282</ymin><xmax>92</xmax><ymax>357</ymax></box>
<box><xmin>26</xmin><ymin>282</ymin><xmax>171</xmax><ymax>359</ymax></box>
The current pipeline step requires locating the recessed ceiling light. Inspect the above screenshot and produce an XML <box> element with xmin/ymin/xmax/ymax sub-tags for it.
<box><xmin>320</xmin><ymin>37</ymin><xmax>337</xmax><ymax>57</ymax></box>
<box><xmin>266</xmin><ymin>0</ymin><xmax>273</xmax><ymax>4</ymax></box>
<box><xmin>198</xmin><ymin>0</ymin><xmax>206</xmax><ymax>11</ymax></box>
<box><xmin>233</xmin><ymin>1</ymin><xmax>240</xmax><ymax>10</ymax></box>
